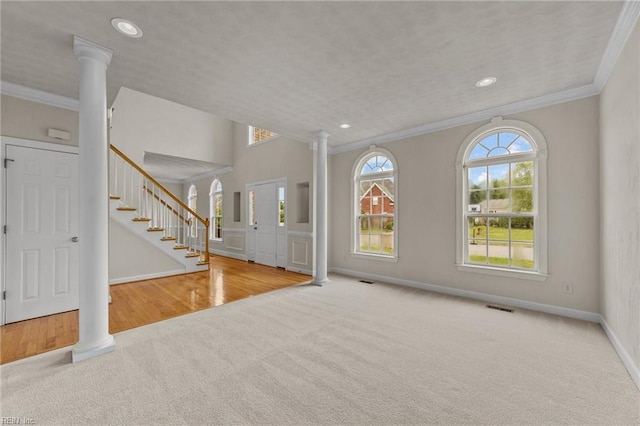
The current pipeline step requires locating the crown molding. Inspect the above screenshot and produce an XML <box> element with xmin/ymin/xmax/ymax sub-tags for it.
<box><xmin>1</xmin><ymin>81</ymin><xmax>79</xmax><ymax>111</ymax></box>
<box><xmin>330</xmin><ymin>83</ymin><xmax>598</xmax><ymax>155</ymax></box>
<box><xmin>593</xmin><ymin>0</ymin><xmax>640</xmax><ymax>91</ymax></box>
<box><xmin>330</xmin><ymin>1</ymin><xmax>639</xmax><ymax>155</ymax></box>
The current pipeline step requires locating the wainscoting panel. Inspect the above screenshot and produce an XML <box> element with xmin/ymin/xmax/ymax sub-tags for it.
<box><xmin>224</xmin><ymin>231</ymin><xmax>245</xmax><ymax>252</ymax></box>
<box><xmin>292</xmin><ymin>241</ymin><xmax>308</xmax><ymax>266</ymax></box>
<box><xmin>288</xmin><ymin>233</ymin><xmax>313</xmax><ymax>275</ymax></box>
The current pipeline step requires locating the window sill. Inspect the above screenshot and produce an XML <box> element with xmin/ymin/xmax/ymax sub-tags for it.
<box><xmin>456</xmin><ymin>264</ymin><xmax>547</xmax><ymax>281</ymax></box>
<box><xmin>350</xmin><ymin>252</ymin><xmax>398</xmax><ymax>263</ymax></box>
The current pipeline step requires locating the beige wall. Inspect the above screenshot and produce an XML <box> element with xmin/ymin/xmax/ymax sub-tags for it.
<box><xmin>600</xmin><ymin>21</ymin><xmax>640</xmax><ymax>377</ymax></box>
<box><xmin>330</xmin><ymin>96</ymin><xmax>601</xmax><ymax>312</ymax></box>
<box><xmin>188</xmin><ymin>122</ymin><xmax>314</xmax><ymax>272</ymax></box>
<box><xmin>109</xmin><ymin>87</ymin><xmax>233</xmax><ymax>167</ymax></box>
<box><xmin>109</xmin><ymin>219</ymin><xmax>183</xmax><ymax>282</ymax></box>
<box><xmin>1</xmin><ymin>95</ymin><xmax>78</xmax><ymax>146</ymax></box>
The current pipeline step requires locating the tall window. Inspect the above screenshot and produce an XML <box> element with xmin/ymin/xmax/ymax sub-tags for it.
<box><xmin>209</xmin><ymin>179</ymin><xmax>223</xmax><ymax>240</ymax></box>
<box><xmin>187</xmin><ymin>184</ymin><xmax>198</xmax><ymax>237</ymax></box>
<box><xmin>353</xmin><ymin>148</ymin><xmax>397</xmax><ymax>258</ymax></box>
<box><xmin>248</xmin><ymin>126</ymin><xmax>278</xmax><ymax>145</ymax></box>
<box><xmin>457</xmin><ymin>118</ymin><xmax>547</xmax><ymax>278</ymax></box>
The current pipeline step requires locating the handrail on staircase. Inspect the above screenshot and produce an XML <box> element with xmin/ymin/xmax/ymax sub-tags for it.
<box><xmin>109</xmin><ymin>144</ymin><xmax>209</xmax><ymax>264</ymax></box>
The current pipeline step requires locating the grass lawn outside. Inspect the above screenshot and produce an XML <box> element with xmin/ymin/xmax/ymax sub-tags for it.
<box><xmin>360</xmin><ymin>245</ymin><xmax>394</xmax><ymax>255</ymax></box>
<box><xmin>469</xmin><ymin>226</ymin><xmax>533</xmax><ymax>242</ymax></box>
<box><xmin>469</xmin><ymin>255</ymin><xmax>534</xmax><ymax>269</ymax></box>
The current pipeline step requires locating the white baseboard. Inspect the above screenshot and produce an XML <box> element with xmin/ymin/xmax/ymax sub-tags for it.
<box><xmin>210</xmin><ymin>248</ymin><xmax>247</xmax><ymax>261</ymax></box>
<box><xmin>599</xmin><ymin>316</ymin><xmax>640</xmax><ymax>391</ymax></box>
<box><xmin>109</xmin><ymin>269</ymin><xmax>185</xmax><ymax>285</ymax></box>
<box><xmin>328</xmin><ymin>267</ymin><xmax>601</xmax><ymax>323</ymax></box>
<box><xmin>286</xmin><ymin>266</ymin><xmax>312</xmax><ymax>276</ymax></box>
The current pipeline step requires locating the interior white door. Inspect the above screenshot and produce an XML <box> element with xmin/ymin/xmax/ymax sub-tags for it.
<box><xmin>5</xmin><ymin>145</ymin><xmax>79</xmax><ymax>323</ymax></box>
<box><xmin>253</xmin><ymin>182</ymin><xmax>277</xmax><ymax>267</ymax></box>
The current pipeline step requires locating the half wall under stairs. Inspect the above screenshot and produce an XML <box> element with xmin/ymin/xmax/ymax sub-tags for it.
<box><xmin>109</xmin><ymin>197</ymin><xmax>209</xmax><ymax>274</ymax></box>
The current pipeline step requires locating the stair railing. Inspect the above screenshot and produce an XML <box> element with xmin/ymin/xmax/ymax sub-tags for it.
<box><xmin>109</xmin><ymin>144</ymin><xmax>209</xmax><ymax>265</ymax></box>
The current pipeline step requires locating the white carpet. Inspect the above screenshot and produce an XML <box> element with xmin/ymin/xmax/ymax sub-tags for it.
<box><xmin>1</xmin><ymin>274</ymin><xmax>638</xmax><ymax>425</ymax></box>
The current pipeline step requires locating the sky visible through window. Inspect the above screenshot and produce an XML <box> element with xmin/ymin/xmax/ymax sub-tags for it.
<box><xmin>469</xmin><ymin>132</ymin><xmax>532</xmax><ymax>160</ymax></box>
<box><xmin>361</xmin><ymin>155</ymin><xmax>393</xmax><ymax>174</ymax></box>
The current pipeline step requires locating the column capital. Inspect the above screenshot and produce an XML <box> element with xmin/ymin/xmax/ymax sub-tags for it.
<box><xmin>314</xmin><ymin>130</ymin><xmax>330</xmax><ymax>143</ymax></box>
<box><xmin>73</xmin><ymin>36</ymin><xmax>113</xmax><ymax>66</ymax></box>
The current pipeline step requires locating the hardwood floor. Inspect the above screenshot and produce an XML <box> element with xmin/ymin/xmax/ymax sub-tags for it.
<box><xmin>0</xmin><ymin>255</ymin><xmax>311</xmax><ymax>365</ymax></box>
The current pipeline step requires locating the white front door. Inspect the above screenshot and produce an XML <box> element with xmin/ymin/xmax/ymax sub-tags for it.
<box><xmin>248</xmin><ymin>182</ymin><xmax>277</xmax><ymax>267</ymax></box>
<box><xmin>5</xmin><ymin>145</ymin><xmax>79</xmax><ymax>323</ymax></box>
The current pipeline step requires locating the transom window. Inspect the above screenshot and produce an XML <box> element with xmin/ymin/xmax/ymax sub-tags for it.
<box><xmin>353</xmin><ymin>149</ymin><xmax>397</xmax><ymax>258</ymax></box>
<box><xmin>209</xmin><ymin>179</ymin><xmax>222</xmax><ymax>241</ymax></box>
<box><xmin>456</xmin><ymin>118</ymin><xmax>547</xmax><ymax>279</ymax></box>
<box><xmin>248</xmin><ymin>126</ymin><xmax>278</xmax><ymax>145</ymax></box>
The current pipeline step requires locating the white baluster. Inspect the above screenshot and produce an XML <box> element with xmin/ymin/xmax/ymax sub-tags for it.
<box><xmin>114</xmin><ymin>154</ymin><xmax>118</xmax><ymax>198</ymax></box>
<box><xmin>130</xmin><ymin>165</ymin><xmax>133</xmax><ymax>207</ymax></box>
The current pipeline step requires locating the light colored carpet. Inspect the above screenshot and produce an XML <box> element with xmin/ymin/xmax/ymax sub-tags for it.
<box><xmin>1</xmin><ymin>274</ymin><xmax>638</xmax><ymax>425</ymax></box>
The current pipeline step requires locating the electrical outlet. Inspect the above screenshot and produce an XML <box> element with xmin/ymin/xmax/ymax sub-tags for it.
<box><xmin>563</xmin><ymin>282</ymin><xmax>574</xmax><ymax>294</ymax></box>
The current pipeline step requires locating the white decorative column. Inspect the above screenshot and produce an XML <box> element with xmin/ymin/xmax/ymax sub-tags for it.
<box><xmin>313</xmin><ymin>130</ymin><xmax>329</xmax><ymax>285</ymax></box>
<box><xmin>72</xmin><ymin>36</ymin><xmax>115</xmax><ymax>362</ymax></box>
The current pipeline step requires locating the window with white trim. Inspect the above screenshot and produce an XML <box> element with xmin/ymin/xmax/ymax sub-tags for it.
<box><xmin>248</xmin><ymin>126</ymin><xmax>278</xmax><ymax>145</ymax></box>
<box><xmin>457</xmin><ymin>118</ymin><xmax>547</xmax><ymax>277</ymax></box>
<box><xmin>187</xmin><ymin>184</ymin><xmax>198</xmax><ymax>237</ymax></box>
<box><xmin>209</xmin><ymin>179</ymin><xmax>223</xmax><ymax>241</ymax></box>
<box><xmin>353</xmin><ymin>148</ymin><xmax>397</xmax><ymax>258</ymax></box>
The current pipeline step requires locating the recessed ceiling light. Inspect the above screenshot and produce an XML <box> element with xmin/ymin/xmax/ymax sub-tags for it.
<box><xmin>111</xmin><ymin>18</ymin><xmax>143</xmax><ymax>38</ymax></box>
<box><xmin>340</xmin><ymin>123</ymin><xmax>351</xmax><ymax>129</ymax></box>
<box><xmin>475</xmin><ymin>77</ymin><xmax>497</xmax><ymax>88</ymax></box>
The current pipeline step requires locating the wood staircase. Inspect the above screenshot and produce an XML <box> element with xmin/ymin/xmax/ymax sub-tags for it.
<box><xmin>109</xmin><ymin>144</ymin><xmax>209</xmax><ymax>273</ymax></box>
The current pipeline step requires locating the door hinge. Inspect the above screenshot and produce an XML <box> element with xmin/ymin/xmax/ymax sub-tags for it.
<box><xmin>4</xmin><ymin>158</ymin><xmax>14</xmax><ymax>168</ymax></box>
<box><xmin>2</xmin><ymin>291</ymin><xmax>6</xmax><ymax>300</ymax></box>
<box><xmin>3</xmin><ymin>225</ymin><xmax>6</xmax><ymax>234</ymax></box>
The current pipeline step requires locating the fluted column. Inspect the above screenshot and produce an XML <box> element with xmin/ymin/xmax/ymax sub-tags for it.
<box><xmin>313</xmin><ymin>130</ymin><xmax>329</xmax><ymax>285</ymax></box>
<box><xmin>71</xmin><ymin>36</ymin><xmax>115</xmax><ymax>362</ymax></box>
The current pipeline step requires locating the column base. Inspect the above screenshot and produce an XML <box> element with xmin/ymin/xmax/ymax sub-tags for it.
<box><xmin>71</xmin><ymin>334</ymin><xmax>115</xmax><ymax>363</ymax></box>
<box><xmin>311</xmin><ymin>277</ymin><xmax>330</xmax><ymax>286</ymax></box>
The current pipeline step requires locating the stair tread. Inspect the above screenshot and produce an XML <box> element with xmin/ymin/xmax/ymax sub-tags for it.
<box><xmin>173</xmin><ymin>245</ymin><xmax>188</xmax><ymax>250</ymax></box>
<box><xmin>161</xmin><ymin>236</ymin><xmax>177</xmax><ymax>241</ymax></box>
<box><xmin>109</xmin><ymin>195</ymin><xmax>121</xmax><ymax>200</ymax></box>
<box><xmin>132</xmin><ymin>217</ymin><xmax>151</xmax><ymax>222</ymax></box>
<box><xmin>147</xmin><ymin>228</ymin><xmax>165</xmax><ymax>232</ymax></box>
<box><xmin>116</xmin><ymin>207</ymin><xmax>137</xmax><ymax>211</ymax></box>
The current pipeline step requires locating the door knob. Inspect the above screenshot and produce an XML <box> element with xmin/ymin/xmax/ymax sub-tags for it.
<box><xmin>71</xmin><ymin>236</ymin><xmax>79</xmax><ymax>242</ymax></box>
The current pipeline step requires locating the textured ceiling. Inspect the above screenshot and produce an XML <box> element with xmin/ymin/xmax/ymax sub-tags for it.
<box><xmin>0</xmin><ymin>1</ymin><xmax>624</xmax><ymax>147</ymax></box>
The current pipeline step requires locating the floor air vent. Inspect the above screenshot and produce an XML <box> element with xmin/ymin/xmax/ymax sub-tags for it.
<box><xmin>359</xmin><ymin>279</ymin><xmax>375</xmax><ymax>284</ymax></box>
<box><xmin>486</xmin><ymin>304</ymin><xmax>514</xmax><ymax>313</ymax></box>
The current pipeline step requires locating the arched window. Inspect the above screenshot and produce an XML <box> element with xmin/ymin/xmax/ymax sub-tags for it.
<box><xmin>353</xmin><ymin>147</ymin><xmax>398</xmax><ymax>258</ymax></box>
<box><xmin>187</xmin><ymin>184</ymin><xmax>197</xmax><ymax>237</ymax></box>
<box><xmin>456</xmin><ymin>118</ymin><xmax>547</xmax><ymax>278</ymax></box>
<box><xmin>209</xmin><ymin>179</ymin><xmax>223</xmax><ymax>240</ymax></box>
